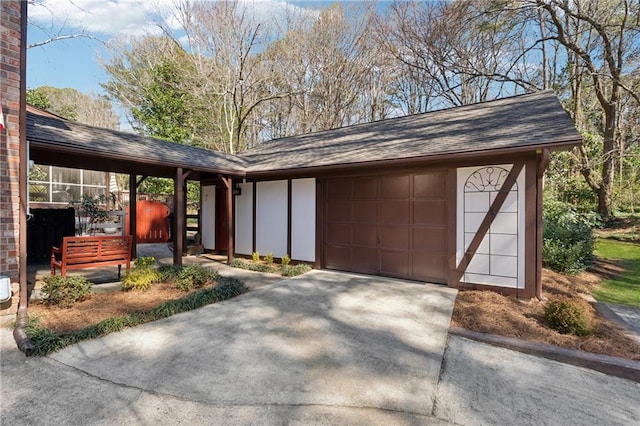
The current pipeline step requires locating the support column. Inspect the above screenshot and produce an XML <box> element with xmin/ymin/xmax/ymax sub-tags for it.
<box><xmin>129</xmin><ymin>174</ymin><xmax>137</xmax><ymax>259</ymax></box>
<box><xmin>218</xmin><ymin>175</ymin><xmax>234</xmax><ymax>263</ymax></box>
<box><xmin>174</xmin><ymin>168</ymin><xmax>186</xmax><ymax>266</ymax></box>
<box><xmin>536</xmin><ymin>149</ymin><xmax>551</xmax><ymax>299</ymax></box>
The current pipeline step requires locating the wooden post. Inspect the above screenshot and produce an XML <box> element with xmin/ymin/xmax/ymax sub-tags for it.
<box><xmin>129</xmin><ymin>174</ymin><xmax>137</xmax><ymax>259</ymax></box>
<box><xmin>536</xmin><ymin>149</ymin><xmax>550</xmax><ymax>299</ymax></box>
<box><xmin>174</xmin><ymin>168</ymin><xmax>185</xmax><ymax>266</ymax></box>
<box><xmin>218</xmin><ymin>176</ymin><xmax>235</xmax><ymax>263</ymax></box>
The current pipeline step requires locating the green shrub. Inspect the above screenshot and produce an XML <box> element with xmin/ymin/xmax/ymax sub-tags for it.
<box><xmin>174</xmin><ymin>264</ymin><xmax>218</xmax><ymax>291</ymax></box>
<box><xmin>41</xmin><ymin>275</ymin><xmax>92</xmax><ymax>308</ymax></box>
<box><xmin>229</xmin><ymin>258</ymin><xmax>276</xmax><ymax>273</ymax></box>
<box><xmin>281</xmin><ymin>254</ymin><xmax>291</xmax><ymax>267</ymax></box>
<box><xmin>121</xmin><ymin>267</ymin><xmax>163</xmax><ymax>291</ymax></box>
<box><xmin>252</xmin><ymin>252</ymin><xmax>260</xmax><ymax>262</ymax></box>
<box><xmin>544</xmin><ymin>296</ymin><xmax>594</xmax><ymax>336</ymax></box>
<box><xmin>158</xmin><ymin>264</ymin><xmax>182</xmax><ymax>281</ymax></box>
<box><xmin>542</xmin><ymin>200</ymin><xmax>598</xmax><ymax>274</ymax></box>
<box><xmin>135</xmin><ymin>256</ymin><xmax>156</xmax><ymax>268</ymax></box>
<box><xmin>265</xmin><ymin>252</ymin><xmax>274</xmax><ymax>265</ymax></box>
<box><xmin>281</xmin><ymin>264</ymin><xmax>312</xmax><ymax>277</ymax></box>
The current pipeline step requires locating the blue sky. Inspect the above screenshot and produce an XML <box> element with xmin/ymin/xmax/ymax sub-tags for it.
<box><xmin>27</xmin><ymin>0</ymin><xmax>343</xmax><ymax>99</ymax></box>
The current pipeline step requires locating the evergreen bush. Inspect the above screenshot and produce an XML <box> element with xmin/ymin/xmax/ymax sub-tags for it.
<box><xmin>544</xmin><ymin>296</ymin><xmax>594</xmax><ymax>336</ymax></box>
<box><xmin>41</xmin><ymin>275</ymin><xmax>92</xmax><ymax>308</ymax></box>
<box><xmin>542</xmin><ymin>200</ymin><xmax>598</xmax><ymax>274</ymax></box>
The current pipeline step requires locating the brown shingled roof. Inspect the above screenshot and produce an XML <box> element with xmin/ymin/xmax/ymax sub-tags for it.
<box><xmin>240</xmin><ymin>90</ymin><xmax>581</xmax><ymax>174</ymax></box>
<box><xmin>26</xmin><ymin>90</ymin><xmax>581</xmax><ymax>179</ymax></box>
<box><xmin>27</xmin><ymin>109</ymin><xmax>247</xmax><ymax>177</ymax></box>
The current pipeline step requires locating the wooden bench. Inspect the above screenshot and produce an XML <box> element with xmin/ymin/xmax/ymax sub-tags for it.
<box><xmin>51</xmin><ymin>235</ymin><xmax>133</xmax><ymax>279</ymax></box>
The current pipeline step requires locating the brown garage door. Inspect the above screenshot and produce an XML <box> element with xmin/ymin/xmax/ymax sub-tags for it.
<box><xmin>324</xmin><ymin>172</ymin><xmax>448</xmax><ymax>283</ymax></box>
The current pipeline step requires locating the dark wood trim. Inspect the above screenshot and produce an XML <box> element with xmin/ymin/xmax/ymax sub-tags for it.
<box><xmin>315</xmin><ymin>178</ymin><xmax>323</xmax><ymax>269</ymax></box>
<box><xmin>287</xmin><ymin>179</ymin><xmax>292</xmax><ymax>257</ymax></box>
<box><xmin>535</xmin><ymin>149</ymin><xmax>551</xmax><ymax>299</ymax></box>
<box><xmin>524</xmin><ymin>160</ymin><xmax>537</xmax><ymax>299</ymax></box>
<box><xmin>446</xmin><ymin>168</ymin><xmax>458</xmax><ymax>288</ymax></box>
<box><xmin>252</xmin><ymin>181</ymin><xmax>257</xmax><ymax>254</ymax></box>
<box><xmin>173</xmin><ymin>167</ymin><xmax>185</xmax><ymax>266</ymax></box>
<box><xmin>128</xmin><ymin>173</ymin><xmax>137</xmax><ymax>259</ymax></box>
<box><xmin>452</xmin><ymin>162</ymin><xmax>525</xmax><ymax>284</ymax></box>
<box><xmin>226</xmin><ymin>177</ymin><xmax>234</xmax><ymax>263</ymax></box>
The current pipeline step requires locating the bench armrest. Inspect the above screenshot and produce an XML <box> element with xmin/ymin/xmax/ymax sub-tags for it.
<box><xmin>51</xmin><ymin>246</ymin><xmax>61</xmax><ymax>254</ymax></box>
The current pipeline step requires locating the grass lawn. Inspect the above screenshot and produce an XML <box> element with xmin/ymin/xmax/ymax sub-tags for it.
<box><xmin>593</xmin><ymin>238</ymin><xmax>640</xmax><ymax>307</ymax></box>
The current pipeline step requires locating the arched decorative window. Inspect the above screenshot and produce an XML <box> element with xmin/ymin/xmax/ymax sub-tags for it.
<box><xmin>457</xmin><ymin>165</ymin><xmax>524</xmax><ymax>288</ymax></box>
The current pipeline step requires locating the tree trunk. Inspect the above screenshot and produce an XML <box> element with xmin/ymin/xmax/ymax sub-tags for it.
<box><xmin>598</xmin><ymin>108</ymin><xmax>617</xmax><ymax>219</ymax></box>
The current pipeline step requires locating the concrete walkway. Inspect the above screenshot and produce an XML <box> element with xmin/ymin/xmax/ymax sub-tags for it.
<box><xmin>1</xmin><ymin>270</ymin><xmax>458</xmax><ymax>425</ymax></box>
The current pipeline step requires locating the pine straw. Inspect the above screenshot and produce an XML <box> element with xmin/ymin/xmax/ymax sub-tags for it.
<box><xmin>452</xmin><ymin>265</ymin><xmax>640</xmax><ymax>360</ymax></box>
<box><xmin>29</xmin><ymin>282</ymin><xmax>201</xmax><ymax>333</ymax></box>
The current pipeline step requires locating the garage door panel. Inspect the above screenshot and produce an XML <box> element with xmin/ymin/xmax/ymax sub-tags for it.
<box><xmin>325</xmin><ymin>245</ymin><xmax>351</xmax><ymax>269</ymax></box>
<box><xmin>413</xmin><ymin>255</ymin><xmax>448</xmax><ymax>283</ymax></box>
<box><xmin>380</xmin><ymin>250</ymin><xmax>410</xmax><ymax>276</ymax></box>
<box><xmin>381</xmin><ymin>201</ymin><xmax>409</xmax><ymax>224</ymax></box>
<box><xmin>413</xmin><ymin>227</ymin><xmax>447</xmax><ymax>252</ymax></box>
<box><xmin>352</xmin><ymin>201</ymin><xmax>378</xmax><ymax>223</ymax></box>
<box><xmin>327</xmin><ymin>200</ymin><xmax>350</xmax><ymax>222</ymax></box>
<box><xmin>414</xmin><ymin>172</ymin><xmax>446</xmax><ymax>198</ymax></box>
<box><xmin>353</xmin><ymin>223</ymin><xmax>377</xmax><ymax>247</ymax></box>
<box><xmin>352</xmin><ymin>248</ymin><xmax>379</xmax><ymax>273</ymax></box>
<box><xmin>324</xmin><ymin>174</ymin><xmax>448</xmax><ymax>283</ymax></box>
<box><xmin>414</xmin><ymin>200</ymin><xmax>447</xmax><ymax>225</ymax></box>
<box><xmin>379</xmin><ymin>226</ymin><xmax>409</xmax><ymax>250</ymax></box>
<box><xmin>327</xmin><ymin>179</ymin><xmax>352</xmax><ymax>199</ymax></box>
<box><xmin>353</xmin><ymin>177</ymin><xmax>378</xmax><ymax>199</ymax></box>
<box><xmin>326</xmin><ymin>223</ymin><xmax>351</xmax><ymax>245</ymax></box>
<box><xmin>381</xmin><ymin>175</ymin><xmax>410</xmax><ymax>199</ymax></box>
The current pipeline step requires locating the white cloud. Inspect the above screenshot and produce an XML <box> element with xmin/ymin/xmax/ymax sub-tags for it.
<box><xmin>28</xmin><ymin>0</ymin><xmax>176</xmax><ymax>36</ymax></box>
<box><xmin>29</xmin><ymin>0</ymin><xmax>320</xmax><ymax>38</ymax></box>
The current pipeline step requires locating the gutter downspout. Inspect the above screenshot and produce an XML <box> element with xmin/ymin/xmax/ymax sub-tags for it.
<box><xmin>13</xmin><ymin>0</ymin><xmax>34</xmax><ymax>355</ymax></box>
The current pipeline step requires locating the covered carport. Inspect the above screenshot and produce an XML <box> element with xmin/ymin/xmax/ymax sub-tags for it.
<box><xmin>26</xmin><ymin>106</ymin><xmax>246</xmax><ymax>266</ymax></box>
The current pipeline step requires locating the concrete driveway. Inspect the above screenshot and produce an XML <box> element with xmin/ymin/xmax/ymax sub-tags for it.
<box><xmin>1</xmin><ymin>270</ymin><xmax>457</xmax><ymax>425</ymax></box>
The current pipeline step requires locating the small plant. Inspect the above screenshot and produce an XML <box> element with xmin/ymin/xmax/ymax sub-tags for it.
<box><xmin>135</xmin><ymin>256</ymin><xmax>156</xmax><ymax>268</ymax></box>
<box><xmin>544</xmin><ymin>296</ymin><xmax>594</xmax><ymax>336</ymax></box>
<box><xmin>41</xmin><ymin>275</ymin><xmax>92</xmax><ymax>308</ymax></box>
<box><xmin>121</xmin><ymin>268</ymin><xmax>163</xmax><ymax>291</ymax></box>
<box><xmin>122</xmin><ymin>256</ymin><xmax>161</xmax><ymax>291</ymax></box>
<box><xmin>174</xmin><ymin>264</ymin><xmax>218</xmax><ymax>291</ymax></box>
<box><xmin>252</xmin><ymin>252</ymin><xmax>260</xmax><ymax>262</ymax></box>
<box><xmin>265</xmin><ymin>252</ymin><xmax>274</xmax><ymax>265</ymax></box>
<box><xmin>281</xmin><ymin>264</ymin><xmax>312</xmax><ymax>277</ymax></box>
<box><xmin>72</xmin><ymin>195</ymin><xmax>109</xmax><ymax>235</ymax></box>
<box><xmin>281</xmin><ymin>254</ymin><xmax>291</xmax><ymax>267</ymax></box>
<box><xmin>158</xmin><ymin>264</ymin><xmax>182</xmax><ymax>281</ymax></box>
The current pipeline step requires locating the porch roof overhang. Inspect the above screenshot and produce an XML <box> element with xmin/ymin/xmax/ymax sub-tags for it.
<box><xmin>27</xmin><ymin>108</ymin><xmax>247</xmax><ymax>181</ymax></box>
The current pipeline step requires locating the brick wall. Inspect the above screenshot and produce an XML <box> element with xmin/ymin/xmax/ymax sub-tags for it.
<box><xmin>0</xmin><ymin>1</ymin><xmax>24</xmax><ymax>318</ymax></box>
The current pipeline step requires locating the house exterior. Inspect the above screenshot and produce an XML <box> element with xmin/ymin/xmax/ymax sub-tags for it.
<box><xmin>198</xmin><ymin>91</ymin><xmax>581</xmax><ymax>300</ymax></box>
<box><xmin>6</xmin><ymin>1</ymin><xmax>581</xmax><ymax>332</ymax></box>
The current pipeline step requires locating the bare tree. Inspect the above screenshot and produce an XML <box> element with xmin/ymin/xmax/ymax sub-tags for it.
<box><xmin>533</xmin><ymin>0</ymin><xmax>640</xmax><ymax>218</ymax></box>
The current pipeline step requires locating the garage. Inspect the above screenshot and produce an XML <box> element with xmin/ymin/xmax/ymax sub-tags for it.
<box><xmin>324</xmin><ymin>171</ymin><xmax>449</xmax><ymax>283</ymax></box>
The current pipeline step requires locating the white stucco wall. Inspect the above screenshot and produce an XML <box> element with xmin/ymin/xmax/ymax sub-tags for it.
<box><xmin>256</xmin><ymin>180</ymin><xmax>288</xmax><ymax>257</ymax></box>
<box><xmin>291</xmin><ymin>178</ymin><xmax>316</xmax><ymax>261</ymax></box>
<box><xmin>456</xmin><ymin>165</ymin><xmax>525</xmax><ymax>288</ymax></box>
<box><xmin>235</xmin><ymin>182</ymin><xmax>254</xmax><ymax>255</ymax></box>
<box><xmin>201</xmin><ymin>185</ymin><xmax>216</xmax><ymax>250</ymax></box>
